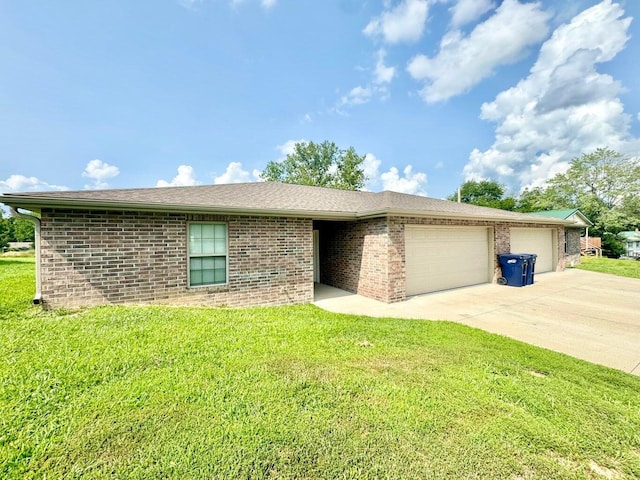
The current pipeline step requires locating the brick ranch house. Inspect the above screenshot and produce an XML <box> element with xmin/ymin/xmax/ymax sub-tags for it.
<box><xmin>0</xmin><ymin>182</ymin><xmax>578</xmax><ymax>309</ymax></box>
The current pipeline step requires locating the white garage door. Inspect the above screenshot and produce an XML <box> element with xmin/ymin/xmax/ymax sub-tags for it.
<box><xmin>405</xmin><ymin>226</ymin><xmax>491</xmax><ymax>296</ymax></box>
<box><xmin>510</xmin><ymin>228</ymin><xmax>555</xmax><ymax>273</ymax></box>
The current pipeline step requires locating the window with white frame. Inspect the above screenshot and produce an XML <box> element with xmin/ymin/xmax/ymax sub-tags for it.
<box><xmin>188</xmin><ymin>223</ymin><xmax>227</xmax><ymax>287</ymax></box>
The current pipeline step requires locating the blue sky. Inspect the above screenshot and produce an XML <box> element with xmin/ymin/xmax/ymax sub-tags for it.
<box><xmin>1</xmin><ymin>0</ymin><xmax>639</xmax><ymax>200</ymax></box>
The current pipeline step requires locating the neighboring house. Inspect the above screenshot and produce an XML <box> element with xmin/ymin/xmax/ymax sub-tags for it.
<box><xmin>580</xmin><ymin>237</ymin><xmax>602</xmax><ymax>257</ymax></box>
<box><xmin>0</xmin><ymin>183</ymin><xmax>577</xmax><ymax>309</ymax></box>
<box><xmin>619</xmin><ymin>230</ymin><xmax>640</xmax><ymax>258</ymax></box>
<box><xmin>529</xmin><ymin>209</ymin><xmax>593</xmax><ymax>266</ymax></box>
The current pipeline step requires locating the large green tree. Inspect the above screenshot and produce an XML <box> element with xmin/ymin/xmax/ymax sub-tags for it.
<box><xmin>518</xmin><ymin>148</ymin><xmax>640</xmax><ymax>256</ymax></box>
<box><xmin>515</xmin><ymin>186</ymin><xmax>569</xmax><ymax>213</ymax></box>
<box><xmin>0</xmin><ymin>215</ymin><xmax>35</xmax><ymax>250</ymax></box>
<box><xmin>552</xmin><ymin>148</ymin><xmax>640</xmax><ymax>209</ymax></box>
<box><xmin>447</xmin><ymin>180</ymin><xmax>516</xmax><ymax>210</ymax></box>
<box><xmin>12</xmin><ymin>217</ymin><xmax>35</xmax><ymax>242</ymax></box>
<box><xmin>261</xmin><ymin>140</ymin><xmax>367</xmax><ymax>191</ymax></box>
<box><xmin>0</xmin><ymin>217</ymin><xmax>10</xmax><ymax>251</ymax></box>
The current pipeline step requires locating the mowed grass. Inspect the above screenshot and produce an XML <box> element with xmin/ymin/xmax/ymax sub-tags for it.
<box><xmin>576</xmin><ymin>255</ymin><xmax>640</xmax><ymax>279</ymax></box>
<box><xmin>1</xmin><ymin>259</ymin><xmax>640</xmax><ymax>479</ymax></box>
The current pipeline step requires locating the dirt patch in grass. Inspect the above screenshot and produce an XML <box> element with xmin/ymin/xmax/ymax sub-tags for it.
<box><xmin>1</xmin><ymin>250</ymin><xmax>35</xmax><ymax>257</ymax></box>
<box><xmin>588</xmin><ymin>460</ymin><xmax>622</xmax><ymax>479</ymax></box>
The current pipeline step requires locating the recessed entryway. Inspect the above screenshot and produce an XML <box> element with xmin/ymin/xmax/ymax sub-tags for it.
<box><xmin>313</xmin><ymin>229</ymin><xmax>320</xmax><ymax>283</ymax></box>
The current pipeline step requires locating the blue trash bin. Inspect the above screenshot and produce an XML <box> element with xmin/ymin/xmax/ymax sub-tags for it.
<box><xmin>498</xmin><ymin>254</ymin><xmax>528</xmax><ymax>287</ymax></box>
<box><xmin>524</xmin><ymin>254</ymin><xmax>537</xmax><ymax>285</ymax></box>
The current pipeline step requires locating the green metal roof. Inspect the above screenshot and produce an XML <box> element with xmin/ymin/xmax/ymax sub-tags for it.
<box><xmin>530</xmin><ymin>209</ymin><xmax>579</xmax><ymax>219</ymax></box>
<box><xmin>529</xmin><ymin>209</ymin><xmax>592</xmax><ymax>226</ymax></box>
<box><xmin>619</xmin><ymin>231</ymin><xmax>640</xmax><ymax>241</ymax></box>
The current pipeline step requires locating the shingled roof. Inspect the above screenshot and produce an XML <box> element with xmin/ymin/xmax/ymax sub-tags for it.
<box><xmin>0</xmin><ymin>182</ymin><xmax>571</xmax><ymax>224</ymax></box>
<box><xmin>528</xmin><ymin>208</ymin><xmax>592</xmax><ymax>227</ymax></box>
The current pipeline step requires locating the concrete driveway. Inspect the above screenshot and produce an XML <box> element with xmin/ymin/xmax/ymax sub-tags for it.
<box><xmin>314</xmin><ymin>269</ymin><xmax>640</xmax><ymax>376</ymax></box>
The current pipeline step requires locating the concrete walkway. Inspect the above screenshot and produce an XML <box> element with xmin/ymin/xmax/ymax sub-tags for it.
<box><xmin>314</xmin><ymin>269</ymin><xmax>640</xmax><ymax>376</ymax></box>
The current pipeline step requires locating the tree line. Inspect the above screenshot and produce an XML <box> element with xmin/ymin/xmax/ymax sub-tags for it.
<box><xmin>0</xmin><ymin>216</ymin><xmax>35</xmax><ymax>250</ymax></box>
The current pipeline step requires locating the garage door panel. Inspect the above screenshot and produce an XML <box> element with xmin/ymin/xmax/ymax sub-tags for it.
<box><xmin>407</xmin><ymin>267</ymin><xmax>488</xmax><ymax>292</ymax></box>
<box><xmin>405</xmin><ymin>226</ymin><xmax>491</xmax><ymax>296</ymax></box>
<box><xmin>510</xmin><ymin>228</ymin><xmax>554</xmax><ymax>273</ymax></box>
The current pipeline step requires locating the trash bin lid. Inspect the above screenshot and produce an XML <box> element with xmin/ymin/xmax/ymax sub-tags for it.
<box><xmin>498</xmin><ymin>253</ymin><xmax>529</xmax><ymax>261</ymax></box>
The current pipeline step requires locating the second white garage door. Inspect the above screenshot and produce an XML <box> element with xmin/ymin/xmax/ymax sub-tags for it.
<box><xmin>405</xmin><ymin>226</ymin><xmax>492</xmax><ymax>296</ymax></box>
<box><xmin>510</xmin><ymin>228</ymin><xmax>555</xmax><ymax>273</ymax></box>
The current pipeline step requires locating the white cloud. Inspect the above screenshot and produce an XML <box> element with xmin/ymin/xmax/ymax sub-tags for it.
<box><xmin>364</xmin><ymin>0</ymin><xmax>429</xmax><ymax>44</ymax></box>
<box><xmin>277</xmin><ymin>139</ymin><xmax>306</xmax><ymax>157</ymax></box>
<box><xmin>374</xmin><ymin>49</ymin><xmax>396</xmax><ymax>84</ymax></box>
<box><xmin>83</xmin><ymin>159</ymin><xmax>119</xmax><ymax>181</ymax></box>
<box><xmin>156</xmin><ymin>165</ymin><xmax>200</xmax><ymax>187</ymax></box>
<box><xmin>407</xmin><ymin>0</ymin><xmax>551</xmax><ymax>103</ymax></box>
<box><xmin>363</xmin><ymin>153</ymin><xmax>382</xmax><ymax>180</ymax></box>
<box><xmin>450</xmin><ymin>0</ymin><xmax>494</xmax><ymax>27</ymax></box>
<box><xmin>362</xmin><ymin>153</ymin><xmax>428</xmax><ymax>195</ymax></box>
<box><xmin>381</xmin><ymin>165</ymin><xmax>428</xmax><ymax>196</ymax></box>
<box><xmin>463</xmin><ymin>0</ymin><xmax>638</xmax><ymax>191</ymax></box>
<box><xmin>82</xmin><ymin>159</ymin><xmax>120</xmax><ymax>189</ymax></box>
<box><xmin>0</xmin><ymin>174</ymin><xmax>68</xmax><ymax>193</ymax></box>
<box><xmin>339</xmin><ymin>85</ymin><xmax>375</xmax><ymax>107</ymax></box>
<box><xmin>334</xmin><ymin>50</ymin><xmax>395</xmax><ymax>114</ymax></box>
<box><xmin>213</xmin><ymin>162</ymin><xmax>260</xmax><ymax>184</ymax></box>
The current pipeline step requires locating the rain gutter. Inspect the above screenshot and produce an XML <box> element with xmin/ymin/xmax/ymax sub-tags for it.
<box><xmin>9</xmin><ymin>207</ymin><xmax>42</xmax><ymax>305</ymax></box>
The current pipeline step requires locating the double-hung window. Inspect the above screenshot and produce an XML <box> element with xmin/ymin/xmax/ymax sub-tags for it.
<box><xmin>188</xmin><ymin>223</ymin><xmax>227</xmax><ymax>287</ymax></box>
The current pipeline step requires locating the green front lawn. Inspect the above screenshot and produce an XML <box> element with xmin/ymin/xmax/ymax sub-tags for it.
<box><xmin>576</xmin><ymin>255</ymin><xmax>640</xmax><ymax>279</ymax></box>
<box><xmin>1</xmin><ymin>258</ymin><xmax>639</xmax><ymax>479</ymax></box>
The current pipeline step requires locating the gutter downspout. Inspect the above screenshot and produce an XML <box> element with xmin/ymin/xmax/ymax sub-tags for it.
<box><xmin>9</xmin><ymin>207</ymin><xmax>42</xmax><ymax>305</ymax></box>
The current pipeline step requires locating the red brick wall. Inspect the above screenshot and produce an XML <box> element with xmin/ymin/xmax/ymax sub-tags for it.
<box><xmin>319</xmin><ymin>216</ymin><xmax>565</xmax><ymax>304</ymax></box>
<box><xmin>40</xmin><ymin>208</ymin><xmax>566</xmax><ymax>308</ymax></box>
<box><xmin>565</xmin><ymin>228</ymin><xmax>582</xmax><ymax>266</ymax></box>
<box><xmin>318</xmin><ymin>218</ymin><xmax>392</xmax><ymax>302</ymax></box>
<box><xmin>567</xmin><ymin>228</ymin><xmax>582</xmax><ymax>256</ymax></box>
<box><xmin>558</xmin><ymin>227</ymin><xmax>568</xmax><ymax>269</ymax></box>
<box><xmin>388</xmin><ymin>217</ymin><xmax>565</xmax><ymax>301</ymax></box>
<box><xmin>39</xmin><ymin>210</ymin><xmax>313</xmax><ymax>308</ymax></box>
